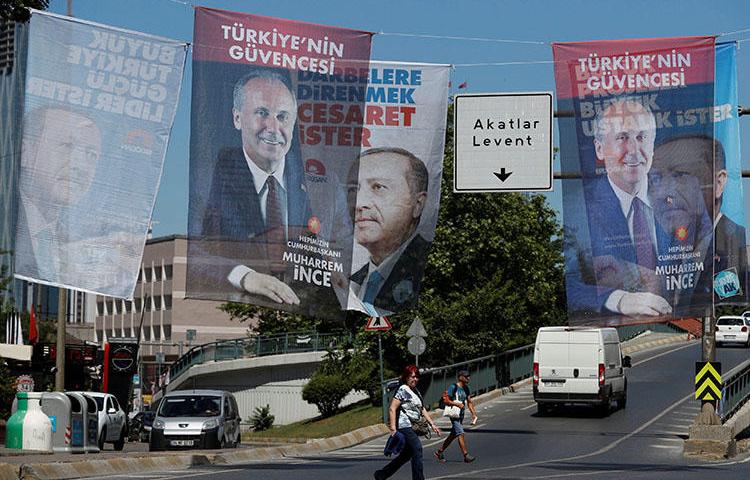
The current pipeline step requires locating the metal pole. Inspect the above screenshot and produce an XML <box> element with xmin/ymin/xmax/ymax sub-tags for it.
<box><xmin>54</xmin><ymin>288</ymin><xmax>67</xmax><ymax>391</ymax></box>
<box><xmin>378</xmin><ymin>333</ymin><xmax>384</xmax><ymax>395</ymax></box>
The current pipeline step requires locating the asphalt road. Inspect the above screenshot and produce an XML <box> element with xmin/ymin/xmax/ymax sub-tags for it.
<box><xmin>82</xmin><ymin>341</ymin><xmax>750</xmax><ymax>480</ymax></box>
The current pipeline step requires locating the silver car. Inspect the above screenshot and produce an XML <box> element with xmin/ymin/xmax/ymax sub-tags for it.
<box><xmin>149</xmin><ymin>390</ymin><xmax>241</xmax><ymax>451</ymax></box>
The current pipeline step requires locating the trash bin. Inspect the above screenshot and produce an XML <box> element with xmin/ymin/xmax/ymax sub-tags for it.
<box><xmin>41</xmin><ymin>392</ymin><xmax>73</xmax><ymax>453</ymax></box>
<box><xmin>80</xmin><ymin>394</ymin><xmax>100</xmax><ymax>453</ymax></box>
<box><xmin>65</xmin><ymin>392</ymin><xmax>87</xmax><ymax>454</ymax></box>
<box><xmin>5</xmin><ymin>392</ymin><xmax>52</xmax><ymax>451</ymax></box>
<box><xmin>65</xmin><ymin>392</ymin><xmax>100</xmax><ymax>454</ymax></box>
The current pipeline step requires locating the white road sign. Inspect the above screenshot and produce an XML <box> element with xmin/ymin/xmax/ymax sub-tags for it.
<box><xmin>454</xmin><ymin>92</ymin><xmax>553</xmax><ymax>192</ymax></box>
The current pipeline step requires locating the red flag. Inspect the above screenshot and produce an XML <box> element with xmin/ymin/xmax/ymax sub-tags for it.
<box><xmin>29</xmin><ymin>306</ymin><xmax>38</xmax><ymax>344</ymax></box>
<box><xmin>458</xmin><ymin>81</ymin><xmax>468</xmax><ymax>89</ymax></box>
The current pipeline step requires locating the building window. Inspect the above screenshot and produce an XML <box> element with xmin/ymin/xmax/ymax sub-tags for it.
<box><xmin>134</xmin><ymin>298</ymin><xmax>142</xmax><ymax>312</ymax></box>
<box><xmin>164</xmin><ymin>265</ymin><xmax>173</xmax><ymax>280</ymax></box>
<box><xmin>164</xmin><ymin>324</ymin><xmax>171</xmax><ymax>341</ymax></box>
<box><xmin>96</xmin><ymin>302</ymin><xmax>104</xmax><ymax>316</ymax></box>
<box><xmin>164</xmin><ymin>295</ymin><xmax>172</xmax><ymax>310</ymax></box>
<box><xmin>154</xmin><ymin>296</ymin><xmax>162</xmax><ymax>310</ymax></box>
<box><xmin>144</xmin><ymin>267</ymin><xmax>153</xmax><ymax>283</ymax></box>
<box><xmin>154</xmin><ymin>266</ymin><xmax>163</xmax><ymax>282</ymax></box>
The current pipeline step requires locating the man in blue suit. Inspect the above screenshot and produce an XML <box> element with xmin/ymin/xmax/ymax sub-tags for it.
<box><xmin>200</xmin><ymin>68</ymin><xmax>311</xmax><ymax>306</ymax></box>
<box><xmin>566</xmin><ymin>99</ymin><xmax>712</xmax><ymax>322</ymax></box>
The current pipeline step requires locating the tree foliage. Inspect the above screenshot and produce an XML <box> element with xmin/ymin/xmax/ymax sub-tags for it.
<box><xmin>249</xmin><ymin>404</ymin><xmax>275</xmax><ymax>432</ymax></box>
<box><xmin>0</xmin><ymin>0</ymin><xmax>48</xmax><ymax>22</ymax></box>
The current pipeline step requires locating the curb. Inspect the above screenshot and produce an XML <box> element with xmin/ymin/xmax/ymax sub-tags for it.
<box><xmin>5</xmin><ymin>333</ymin><xmax>692</xmax><ymax>479</ymax></box>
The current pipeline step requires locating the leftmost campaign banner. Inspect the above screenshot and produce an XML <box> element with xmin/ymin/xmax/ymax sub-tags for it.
<box><xmin>187</xmin><ymin>7</ymin><xmax>372</xmax><ymax>320</ymax></box>
<box><xmin>14</xmin><ymin>11</ymin><xmax>187</xmax><ymax>299</ymax></box>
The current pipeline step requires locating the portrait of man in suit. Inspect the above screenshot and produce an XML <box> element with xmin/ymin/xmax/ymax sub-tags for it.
<box><xmin>347</xmin><ymin>147</ymin><xmax>431</xmax><ymax>314</ymax></box>
<box><xmin>14</xmin><ymin>106</ymin><xmax>140</xmax><ymax>294</ymax></box>
<box><xmin>653</xmin><ymin>135</ymin><xmax>747</xmax><ymax>304</ymax></box>
<box><xmin>200</xmin><ymin>67</ymin><xmax>312</xmax><ymax>306</ymax></box>
<box><xmin>566</xmin><ymin>99</ymin><xmax>712</xmax><ymax>321</ymax></box>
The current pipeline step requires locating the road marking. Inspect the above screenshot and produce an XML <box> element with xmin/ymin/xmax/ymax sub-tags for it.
<box><xmin>520</xmin><ymin>403</ymin><xmax>537</xmax><ymax>411</ymax></box>
<box><xmin>631</xmin><ymin>342</ymin><xmax>695</xmax><ymax>367</ymax></box>
<box><xmin>429</xmin><ymin>390</ymin><xmax>695</xmax><ymax>479</ymax></box>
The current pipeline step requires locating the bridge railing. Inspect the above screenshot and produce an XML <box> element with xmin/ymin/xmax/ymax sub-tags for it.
<box><xmin>168</xmin><ymin>331</ymin><xmax>352</xmax><ymax>384</ymax></box>
<box><xmin>380</xmin><ymin>322</ymin><xmax>692</xmax><ymax>422</ymax></box>
<box><xmin>380</xmin><ymin>344</ymin><xmax>535</xmax><ymax>422</ymax></box>
<box><xmin>720</xmin><ymin>358</ymin><xmax>750</xmax><ymax>422</ymax></box>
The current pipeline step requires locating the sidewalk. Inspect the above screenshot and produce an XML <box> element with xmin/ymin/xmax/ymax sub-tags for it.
<box><xmin>0</xmin><ymin>331</ymin><xmax>693</xmax><ymax>480</ymax></box>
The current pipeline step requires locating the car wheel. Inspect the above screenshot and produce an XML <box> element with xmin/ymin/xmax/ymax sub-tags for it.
<box><xmin>598</xmin><ymin>398</ymin><xmax>611</xmax><ymax>417</ymax></box>
<box><xmin>113</xmin><ymin>428</ymin><xmax>125</xmax><ymax>451</ymax></box>
<box><xmin>98</xmin><ymin>427</ymin><xmax>106</xmax><ymax>451</ymax></box>
<box><xmin>536</xmin><ymin>403</ymin><xmax>551</xmax><ymax>416</ymax></box>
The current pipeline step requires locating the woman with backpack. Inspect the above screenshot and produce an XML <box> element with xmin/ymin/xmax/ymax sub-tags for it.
<box><xmin>374</xmin><ymin>365</ymin><xmax>441</xmax><ymax>480</ymax></box>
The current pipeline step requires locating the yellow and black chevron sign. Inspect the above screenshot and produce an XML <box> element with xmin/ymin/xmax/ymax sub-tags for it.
<box><xmin>695</xmin><ymin>362</ymin><xmax>722</xmax><ymax>401</ymax></box>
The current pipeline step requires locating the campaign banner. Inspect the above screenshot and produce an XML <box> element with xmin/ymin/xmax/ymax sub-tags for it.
<box><xmin>711</xmin><ymin>42</ymin><xmax>746</xmax><ymax>303</ymax></box>
<box><xmin>553</xmin><ymin>36</ymin><xmax>717</xmax><ymax>325</ymax></box>
<box><xmin>186</xmin><ymin>7</ymin><xmax>373</xmax><ymax>319</ymax></box>
<box><xmin>341</xmin><ymin>61</ymin><xmax>450</xmax><ymax>316</ymax></box>
<box><xmin>14</xmin><ymin>11</ymin><xmax>187</xmax><ymax>299</ymax></box>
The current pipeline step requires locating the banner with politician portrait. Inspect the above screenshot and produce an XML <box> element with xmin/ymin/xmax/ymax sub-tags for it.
<box><xmin>553</xmin><ymin>36</ymin><xmax>719</xmax><ymax>326</ymax></box>
<box><xmin>186</xmin><ymin>7</ymin><xmax>373</xmax><ymax>319</ymax></box>
<box><xmin>341</xmin><ymin>61</ymin><xmax>450</xmax><ymax>317</ymax></box>
<box><xmin>14</xmin><ymin>11</ymin><xmax>186</xmax><ymax>299</ymax></box>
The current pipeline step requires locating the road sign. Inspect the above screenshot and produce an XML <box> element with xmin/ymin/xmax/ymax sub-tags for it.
<box><xmin>406</xmin><ymin>318</ymin><xmax>428</xmax><ymax>338</ymax></box>
<box><xmin>454</xmin><ymin>92</ymin><xmax>553</xmax><ymax>192</ymax></box>
<box><xmin>407</xmin><ymin>337</ymin><xmax>426</xmax><ymax>356</ymax></box>
<box><xmin>695</xmin><ymin>361</ymin><xmax>722</xmax><ymax>401</ymax></box>
<box><xmin>365</xmin><ymin>316</ymin><xmax>392</xmax><ymax>332</ymax></box>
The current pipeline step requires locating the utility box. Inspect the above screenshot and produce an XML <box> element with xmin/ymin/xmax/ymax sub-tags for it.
<box><xmin>65</xmin><ymin>392</ymin><xmax>86</xmax><ymax>454</ymax></box>
<box><xmin>81</xmin><ymin>394</ymin><xmax>100</xmax><ymax>453</ymax></box>
<box><xmin>41</xmin><ymin>392</ymin><xmax>72</xmax><ymax>453</ymax></box>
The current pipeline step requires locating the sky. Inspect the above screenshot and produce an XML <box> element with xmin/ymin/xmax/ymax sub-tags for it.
<box><xmin>46</xmin><ymin>0</ymin><xmax>750</xmax><ymax>238</ymax></box>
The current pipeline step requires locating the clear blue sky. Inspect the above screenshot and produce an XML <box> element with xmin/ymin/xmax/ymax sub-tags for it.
<box><xmin>48</xmin><ymin>0</ymin><xmax>750</xmax><ymax>237</ymax></box>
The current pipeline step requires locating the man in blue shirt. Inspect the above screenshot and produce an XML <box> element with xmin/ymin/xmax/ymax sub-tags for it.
<box><xmin>434</xmin><ymin>370</ymin><xmax>478</xmax><ymax>463</ymax></box>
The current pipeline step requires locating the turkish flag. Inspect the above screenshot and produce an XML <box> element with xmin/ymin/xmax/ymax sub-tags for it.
<box><xmin>458</xmin><ymin>81</ymin><xmax>468</xmax><ymax>89</ymax></box>
<box><xmin>29</xmin><ymin>306</ymin><xmax>38</xmax><ymax>344</ymax></box>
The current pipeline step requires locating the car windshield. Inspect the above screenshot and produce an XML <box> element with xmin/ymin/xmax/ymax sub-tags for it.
<box><xmin>717</xmin><ymin>317</ymin><xmax>744</xmax><ymax>326</ymax></box>
<box><xmin>158</xmin><ymin>395</ymin><xmax>221</xmax><ymax>417</ymax></box>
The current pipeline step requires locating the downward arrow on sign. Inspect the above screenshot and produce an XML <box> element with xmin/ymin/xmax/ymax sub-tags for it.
<box><xmin>493</xmin><ymin>168</ymin><xmax>512</xmax><ymax>182</ymax></box>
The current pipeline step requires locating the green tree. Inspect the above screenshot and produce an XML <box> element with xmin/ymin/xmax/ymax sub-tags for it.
<box><xmin>0</xmin><ymin>0</ymin><xmax>48</xmax><ymax>21</ymax></box>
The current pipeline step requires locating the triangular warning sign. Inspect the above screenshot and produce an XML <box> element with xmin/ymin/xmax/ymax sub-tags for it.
<box><xmin>365</xmin><ymin>316</ymin><xmax>392</xmax><ymax>332</ymax></box>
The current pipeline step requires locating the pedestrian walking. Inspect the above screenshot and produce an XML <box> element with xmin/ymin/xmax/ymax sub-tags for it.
<box><xmin>375</xmin><ymin>365</ymin><xmax>441</xmax><ymax>480</ymax></box>
<box><xmin>434</xmin><ymin>369</ymin><xmax>478</xmax><ymax>463</ymax></box>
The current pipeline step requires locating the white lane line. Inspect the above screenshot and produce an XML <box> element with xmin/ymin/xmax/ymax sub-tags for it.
<box><xmin>631</xmin><ymin>342</ymin><xmax>695</xmax><ymax>367</ymax></box>
<box><xmin>520</xmin><ymin>403</ymin><xmax>537</xmax><ymax>411</ymax></box>
<box><xmin>651</xmin><ymin>444</ymin><xmax>682</xmax><ymax>450</ymax></box>
<box><xmin>429</xmin><ymin>390</ymin><xmax>694</xmax><ymax>479</ymax></box>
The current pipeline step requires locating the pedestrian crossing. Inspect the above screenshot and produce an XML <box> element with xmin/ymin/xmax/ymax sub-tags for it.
<box><xmin>641</xmin><ymin>401</ymin><xmax>699</xmax><ymax>454</ymax></box>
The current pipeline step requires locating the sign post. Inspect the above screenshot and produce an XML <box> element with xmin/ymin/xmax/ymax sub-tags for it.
<box><xmin>365</xmin><ymin>317</ymin><xmax>393</xmax><ymax>414</ymax></box>
<box><xmin>406</xmin><ymin>317</ymin><xmax>428</xmax><ymax>367</ymax></box>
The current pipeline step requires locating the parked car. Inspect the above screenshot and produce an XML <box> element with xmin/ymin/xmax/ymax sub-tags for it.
<box><xmin>149</xmin><ymin>390</ymin><xmax>241</xmax><ymax>451</ymax></box>
<box><xmin>70</xmin><ymin>391</ymin><xmax>127</xmax><ymax>450</ymax></box>
<box><xmin>716</xmin><ymin>315</ymin><xmax>750</xmax><ymax>347</ymax></box>
<box><xmin>533</xmin><ymin>327</ymin><xmax>631</xmax><ymax>416</ymax></box>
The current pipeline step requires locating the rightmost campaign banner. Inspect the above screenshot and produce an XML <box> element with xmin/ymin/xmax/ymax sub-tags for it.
<box><xmin>553</xmin><ymin>36</ymin><xmax>739</xmax><ymax>326</ymax></box>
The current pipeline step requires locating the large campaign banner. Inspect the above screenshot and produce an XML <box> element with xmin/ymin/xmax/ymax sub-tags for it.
<box><xmin>341</xmin><ymin>61</ymin><xmax>450</xmax><ymax>316</ymax></box>
<box><xmin>186</xmin><ymin>7</ymin><xmax>373</xmax><ymax>319</ymax></box>
<box><xmin>554</xmin><ymin>37</ymin><xmax>719</xmax><ymax>326</ymax></box>
<box><xmin>712</xmin><ymin>42</ymin><xmax>747</xmax><ymax>304</ymax></box>
<box><xmin>14</xmin><ymin>11</ymin><xmax>186</xmax><ymax>299</ymax></box>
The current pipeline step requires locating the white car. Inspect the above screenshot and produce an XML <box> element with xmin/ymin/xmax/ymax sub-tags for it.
<box><xmin>73</xmin><ymin>392</ymin><xmax>128</xmax><ymax>450</ymax></box>
<box><xmin>716</xmin><ymin>316</ymin><xmax>750</xmax><ymax>347</ymax></box>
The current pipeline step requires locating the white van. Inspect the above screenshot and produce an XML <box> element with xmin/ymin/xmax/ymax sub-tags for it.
<box><xmin>532</xmin><ymin>327</ymin><xmax>631</xmax><ymax>416</ymax></box>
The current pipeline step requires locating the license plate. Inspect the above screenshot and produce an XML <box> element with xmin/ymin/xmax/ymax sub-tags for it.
<box><xmin>725</xmin><ymin>335</ymin><xmax>736</xmax><ymax>339</ymax></box>
<box><xmin>170</xmin><ymin>440</ymin><xmax>194</xmax><ymax>447</ymax></box>
<box><xmin>543</xmin><ymin>381</ymin><xmax>563</xmax><ymax>387</ymax></box>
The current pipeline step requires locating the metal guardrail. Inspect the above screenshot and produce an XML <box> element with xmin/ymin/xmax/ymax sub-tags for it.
<box><xmin>719</xmin><ymin>358</ymin><xmax>750</xmax><ymax>422</ymax></box>
<box><xmin>167</xmin><ymin>331</ymin><xmax>352</xmax><ymax>385</ymax></box>
<box><xmin>380</xmin><ymin>344</ymin><xmax>535</xmax><ymax>422</ymax></box>
<box><xmin>379</xmin><ymin>322</ymin><xmax>694</xmax><ymax>422</ymax></box>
